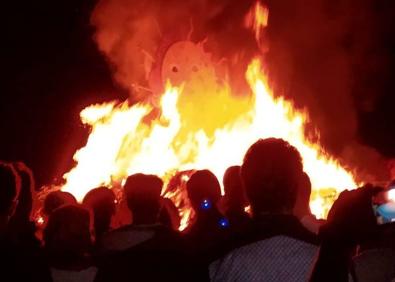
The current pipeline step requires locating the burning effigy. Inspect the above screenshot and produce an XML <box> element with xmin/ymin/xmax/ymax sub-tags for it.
<box><xmin>45</xmin><ymin>1</ymin><xmax>359</xmax><ymax>229</ymax></box>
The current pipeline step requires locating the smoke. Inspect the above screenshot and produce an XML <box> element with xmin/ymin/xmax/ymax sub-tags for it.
<box><xmin>91</xmin><ymin>0</ymin><xmax>256</xmax><ymax>98</ymax></box>
<box><xmin>91</xmin><ymin>0</ymin><xmax>389</xmax><ymax>182</ymax></box>
<box><xmin>264</xmin><ymin>0</ymin><xmax>389</xmax><ymax>182</ymax></box>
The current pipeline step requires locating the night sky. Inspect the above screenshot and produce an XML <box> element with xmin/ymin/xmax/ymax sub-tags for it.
<box><xmin>1</xmin><ymin>0</ymin><xmax>395</xmax><ymax>187</ymax></box>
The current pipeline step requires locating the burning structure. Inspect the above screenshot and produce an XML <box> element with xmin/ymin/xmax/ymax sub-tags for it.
<box><xmin>46</xmin><ymin>0</ymin><xmax>369</xmax><ymax>229</ymax></box>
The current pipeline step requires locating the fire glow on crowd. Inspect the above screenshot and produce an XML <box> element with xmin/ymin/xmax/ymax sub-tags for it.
<box><xmin>43</xmin><ymin>2</ymin><xmax>358</xmax><ymax>230</ymax></box>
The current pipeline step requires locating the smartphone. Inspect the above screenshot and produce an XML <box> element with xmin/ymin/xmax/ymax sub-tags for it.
<box><xmin>374</xmin><ymin>185</ymin><xmax>395</xmax><ymax>225</ymax></box>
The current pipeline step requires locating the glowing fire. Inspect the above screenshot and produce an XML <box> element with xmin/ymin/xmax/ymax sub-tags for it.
<box><xmin>61</xmin><ymin>57</ymin><xmax>356</xmax><ymax>228</ymax></box>
<box><xmin>389</xmin><ymin>189</ymin><xmax>395</xmax><ymax>201</ymax></box>
<box><xmin>59</xmin><ymin>1</ymin><xmax>357</xmax><ymax>229</ymax></box>
<box><xmin>245</xmin><ymin>1</ymin><xmax>269</xmax><ymax>42</ymax></box>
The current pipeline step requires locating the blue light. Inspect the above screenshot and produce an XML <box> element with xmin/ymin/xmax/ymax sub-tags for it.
<box><xmin>200</xmin><ymin>199</ymin><xmax>212</xmax><ymax>210</ymax></box>
<box><xmin>219</xmin><ymin>218</ymin><xmax>229</xmax><ymax>228</ymax></box>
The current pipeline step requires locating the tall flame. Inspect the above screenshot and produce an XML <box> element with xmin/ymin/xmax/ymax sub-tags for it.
<box><xmin>245</xmin><ymin>1</ymin><xmax>269</xmax><ymax>42</ymax></box>
<box><xmin>62</xmin><ymin>57</ymin><xmax>356</xmax><ymax>228</ymax></box>
<box><xmin>60</xmin><ymin>1</ymin><xmax>357</xmax><ymax>229</ymax></box>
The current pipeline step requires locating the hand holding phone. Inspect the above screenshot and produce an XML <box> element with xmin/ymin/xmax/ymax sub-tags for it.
<box><xmin>373</xmin><ymin>183</ymin><xmax>395</xmax><ymax>224</ymax></box>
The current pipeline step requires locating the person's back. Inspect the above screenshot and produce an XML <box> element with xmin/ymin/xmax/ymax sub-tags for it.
<box><xmin>222</xmin><ymin>166</ymin><xmax>250</xmax><ymax>233</ymax></box>
<box><xmin>211</xmin><ymin>237</ymin><xmax>317</xmax><ymax>281</ymax></box>
<box><xmin>183</xmin><ymin>170</ymin><xmax>232</xmax><ymax>264</ymax></box>
<box><xmin>353</xmin><ymin>248</ymin><xmax>395</xmax><ymax>282</ymax></box>
<box><xmin>7</xmin><ymin>162</ymin><xmax>41</xmax><ymax>250</ymax></box>
<box><xmin>352</xmin><ymin>222</ymin><xmax>395</xmax><ymax>282</ymax></box>
<box><xmin>210</xmin><ymin>139</ymin><xmax>319</xmax><ymax>282</ymax></box>
<box><xmin>44</xmin><ymin>204</ymin><xmax>97</xmax><ymax>282</ymax></box>
<box><xmin>210</xmin><ymin>215</ymin><xmax>318</xmax><ymax>282</ymax></box>
<box><xmin>0</xmin><ymin>162</ymin><xmax>50</xmax><ymax>282</ymax></box>
<box><xmin>0</xmin><ymin>162</ymin><xmax>24</xmax><ymax>280</ymax></box>
<box><xmin>97</xmin><ymin>223</ymin><xmax>187</xmax><ymax>281</ymax></box>
<box><xmin>96</xmin><ymin>173</ymin><xmax>192</xmax><ymax>282</ymax></box>
<box><xmin>83</xmin><ymin>187</ymin><xmax>116</xmax><ymax>241</ymax></box>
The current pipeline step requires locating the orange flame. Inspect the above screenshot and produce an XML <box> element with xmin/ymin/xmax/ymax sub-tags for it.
<box><xmin>60</xmin><ymin>2</ymin><xmax>357</xmax><ymax>229</ymax></box>
<box><xmin>61</xmin><ymin>57</ymin><xmax>356</xmax><ymax>229</ymax></box>
<box><xmin>245</xmin><ymin>1</ymin><xmax>269</xmax><ymax>42</ymax></box>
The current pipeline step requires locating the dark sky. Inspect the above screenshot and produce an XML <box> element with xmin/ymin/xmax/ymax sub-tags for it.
<box><xmin>1</xmin><ymin>0</ymin><xmax>122</xmax><ymax>185</ymax></box>
<box><xmin>1</xmin><ymin>0</ymin><xmax>395</xmax><ymax>186</ymax></box>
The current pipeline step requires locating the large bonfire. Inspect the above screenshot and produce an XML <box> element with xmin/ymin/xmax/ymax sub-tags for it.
<box><xmin>58</xmin><ymin>2</ymin><xmax>356</xmax><ymax>230</ymax></box>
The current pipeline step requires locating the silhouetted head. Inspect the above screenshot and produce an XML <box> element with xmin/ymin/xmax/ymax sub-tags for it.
<box><xmin>241</xmin><ymin>138</ymin><xmax>303</xmax><ymax>216</ymax></box>
<box><xmin>159</xmin><ymin>197</ymin><xmax>181</xmax><ymax>230</ymax></box>
<box><xmin>223</xmin><ymin>166</ymin><xmax>248</xmax><ymax>212</ymax></box>
<box><xmin>293</xmin><ymin>172</ymin><xmax>312</xmax><ymax>219</ymax></box>
<box><xmin>186</xmin><ymin>170</ymin><xmax>221</xmax><ymax>212</ymax></box>
<box><xmin>83</xmin><ymin>187</ymin><xmax>116</xmax><ymax>237</ymax></box>
<box><xmin>9</xmin><ymin>162</ymin><xmax>35</xmax><ymax>223</ymax></box>
<box><xmin>43</xmin><ymin>191</ymin><xmax>77</xmax><ymax>217</ymax></box>
<box><xmin>124</xmin><ymin>174</ymin><xmax>163</xmax><ymax>225</ymax></box>
<box><xmin>44</xmin><ymin>204</ymin><xmax>93</xmax><ymax>262</ymax></box>
<box><xmin>0</xmin><ymin>163</ymin><xmax>20</xmax><ymax>219</ymax></box>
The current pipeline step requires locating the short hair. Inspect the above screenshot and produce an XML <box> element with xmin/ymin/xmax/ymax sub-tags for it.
<box><xmin>83</xmin><ymin>187</ymin><xmax>116</xmax><ymax>236</ymax></box>
<box><xmin>0</xmin><ymin>163</ymin><xmax>20</xmax><ymax>215</ymax></box>
<box><xmin>186</xmin><ymin>169</ymin><xmax>221</xmax><ymax>209</ymax></box>
<box><xmin>124</xmin><ymin>174</ymin><xmax>163</xmax><ymax>217</ymax></box>
<box><xmin>223</xmin><ymin>166</ymin><xmax>241</xmax><ymax>192</ymax></box>
<box><xmin>43</xmin><ymin>191</ymin><xmax>77</xmax><ymax>216</ymax></box>
<box><xmin>241</xmin><ymin>138</ymin><xmax>303</xmax><ymax>214</ymax></box>
<box><xmin>43</xmin><ymin>204</ymin><xmax>93</xmax><ymax>259</ymax></box>
<box><xmin>223</xmin><ymin>166</ymin><xmax>247</xmax><ymax>208</ymax></box>
<box><xmin>83</xmin><ymin>186</ymin><xmax>115</xmax><ymax>213</ymax></box>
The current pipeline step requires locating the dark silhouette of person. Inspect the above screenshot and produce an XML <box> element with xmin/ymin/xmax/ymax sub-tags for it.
<box><xmin>352</xmin><ymin>247</ymin><xmax>395</xmax><ymax>282</ymax></box>
<box><xmin>309</xmin><ymin>183</ymin><xmax>395</xmax><ymax>282</ymax></box>
<box><xmin>210</xmin><ymin>138</ymin><xmax>319</xmax><ymax>281</ymax></box>
<box><xmin>38</xmin><ymin>190</ymin><xmax>77</xmax><ymax>241</ymax></box>
<box><xmin>95</xmin><ymin>173</ymin><xmax>193</xmax><ymax>282</ymax></box>
<box><xmin>0</xmin><ymin>163</ymin><xmax>20</xmax><ymax>237</ymax></box>
<box><xmin>43</xmin><ymin>190</ymin><xmax>77</xmax><ymax>218</ymax></box>
<box><xmin>7</xmin><ymin>162</ymin><xmax>43</xmax><ymax>252</ymax></box>
<box><xmin>0</xmin><ymin>162</ymin><xmax>50</xmax><ymax>281</ymax></box>
<box><xmin>159</xmin><ymin>197</ymin><xmax>181</xmax><ymax>231</ymax></box>
<box><xmin>44</xmin><ymin>204</ymin><xmax>97</xmax><ymax>282</ymax></box>
<box><xmin>222</xmin><ymin>165</ymin><xmax>250</xmax><ymax>232</ymax></box>
<box><xmin>353</xmin><ymin>198</ymin><xmax>395</xmax><ymax>282</ymax></box>
<box><xmin>83</xmin><ymin>186</ymin><xmax>116</xmax><ymax>240</ymax></box>
<box><xmin>8</xmin><ymin>162</ymin><xmax>35</xmax><ymax>233</ymax></box>
<box><xmin>310</xmin><ymin>185</ymin><xmax>383</xmax><ymax>282</ymax></box>
<box><xmin>183</xmin><ymin>169</ymin><xmax>231</xmax><ymax>273</ymax></box>
<box><xmin>185</xmin><ymin>170</ymin><xmax>228</xmax><ymax>234</ymax></box>
<box><xmin>293</xmin><ymin>172</ymin><xmax>325</xmax><ymax>234</ymax></box>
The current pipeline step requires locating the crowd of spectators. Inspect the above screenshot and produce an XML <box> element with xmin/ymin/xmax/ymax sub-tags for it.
<box><xmin>0</xmin><ymin>138</ymin><xmax>394</xmax><ymax>281</ymax></box>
